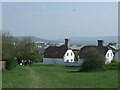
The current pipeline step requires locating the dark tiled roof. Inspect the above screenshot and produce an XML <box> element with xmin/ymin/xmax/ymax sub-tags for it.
<box><xmin>43</xmin><ymin>45</ymin><xmax>68</xmax><ymax>58</ymax></box>
<box><xmin>79</xmin><ymin>46</ymin><xmax>109</xmax><ymax>59</ymax></box>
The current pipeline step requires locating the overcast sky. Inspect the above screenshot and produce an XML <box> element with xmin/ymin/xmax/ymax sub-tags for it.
<box><xmin>2</xmin><ymin>2</ymin><xmax>118</xmax><ymax>40</ymax></box>
<box><xmin>0</xmin><ymin>2</ymin><xmax>2</xmax><ymax>31</ymax></box>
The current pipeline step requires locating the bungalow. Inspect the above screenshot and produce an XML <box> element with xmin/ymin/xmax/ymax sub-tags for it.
<box><xmin>43</xmin><ymin>39</ymin><xmax>75</xmax><ymax>65</ymax></box>
<box><xmin>78</xmin><ymin>40</ymin><xmax>114</xmax><ymax>64</ymax></box>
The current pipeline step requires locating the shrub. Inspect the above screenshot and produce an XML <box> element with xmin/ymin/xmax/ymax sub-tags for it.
<box><xmin>3</xmin><ymin>58</ymin><xmax>18</xmax><ymax>70</ymax></box>
<box><xmin>29</xmin><ymin>52</ymin><xmax>43</xmax><ymax>63</ymax></box>
<box><xmin>111</xmin><ymin>59</ymin><xmax>117</xmax><ymax>63</ymax></box>
<box><xmin>73</xmin><ymin>51</ymin><xmax>79</xmax><ymax>62</ymax></box>
<box><xmin>119</xmin><ymin>62</ymin><xmax>120</xmax><ymax>71</ymax></box>
<box><xmin>103</xmin><ymin>62</ymin><xmax>119</xmax><ymax>70</ymax></box>
<box><xmin>80</xmin><ymin>48</ymin><xmax>105</xmax><ymax>71</ymax></box>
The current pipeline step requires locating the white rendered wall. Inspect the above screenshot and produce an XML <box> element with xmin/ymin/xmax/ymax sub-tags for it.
<box><xmin>114</xmin><ymin>51</ymin><xmax>120</xmax><ymax>62</ymax></box>
<box><xmin>43</xmin><ymin>58</ymin><xmax>83</xmax><ymax>66</ymax></box>
<box><xmin>105</xmin><ymin>50</ymin><xmax>114</xmax><ymax>64</ymax></box>
<box><xmin>43</xmin><ymin>58</ymin><xmax>54</xmax><ymax>64</ymax></box>
<box><xmin>43</xmin><ymin>58</ymin><xmax>65</xmax><ymax>65</ymax></box>
<box><xmin>64</xmin><ymin>50</ymin><xmax>75</xmax><ymax>62</ymax></box>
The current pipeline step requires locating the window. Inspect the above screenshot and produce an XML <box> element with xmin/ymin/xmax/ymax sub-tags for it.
<box><xmin>67</xmin><ymin>53</ymin><xmax>69</xmax><ymax>56</ymax></box>
<box><xmin>107</xmin><ymin>53</ymin><xmax>109</xmax><ymax>57</ymax></box>
<box><xmin>71</xmin><ymin>53</ymin><xmax>72</xmax><ymax>56</ymax></box>
<box><xmin>111</xmin><ymin>53</ymin><xmax>112</xmax><ymax>56</ymax></box>
<box><xmin>66</xmin><ymin>60</ymin><xmax>69</xmax><ymax>62</ymax></box>
<box><xmin>71</xmin><ymin>59</ymin><xmax>73</xmax><ymax>62</ymax></box>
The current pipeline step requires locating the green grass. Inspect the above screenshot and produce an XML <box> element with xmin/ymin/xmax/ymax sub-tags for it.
<box><xmin>2</xmin><ymin>64</ymin><xmax>118</xmax><ymax>88</ymax></box>
<box><xmin>0</xmin><ymin>70</ymin><xmax>2</xmax><ymax>89</ymax></box>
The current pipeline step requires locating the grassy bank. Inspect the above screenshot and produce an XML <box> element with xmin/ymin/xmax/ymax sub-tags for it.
<box><xmin>2</xmin><ymin>64</ymin><xmax>118</xmax><ymax>88</ymax></box>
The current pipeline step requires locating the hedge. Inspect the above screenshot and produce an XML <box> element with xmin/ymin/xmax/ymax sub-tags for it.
<box><xmin>3</xmin><ymin>58</ymin><xmax>18</xmax><ymax>70</ymax></box>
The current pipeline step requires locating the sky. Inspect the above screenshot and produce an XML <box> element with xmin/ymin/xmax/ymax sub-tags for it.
<box><xmin>2</xmin><ymin>2</ymin><xmax>118</xmax><ymax>40</ymax></box>
<box><xmin>0</xmin><ymin>2</ymin><xmax>2</xmax><ymax>31</ymax></box>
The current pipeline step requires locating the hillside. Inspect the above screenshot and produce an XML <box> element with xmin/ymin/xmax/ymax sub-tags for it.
<box><xmin>15</xmin><ymin>36</ymin><xmax>57</xmax><ymax>43</ymax></box>
<box><xmin>15</xmin><ymin>36</ymin><xmax>118</xmax><ymax>45</ymax></box>
<box><xmin>56</xmin><ymin>36</ymin><xmax>118</xmax><ymax>45</ymax></box>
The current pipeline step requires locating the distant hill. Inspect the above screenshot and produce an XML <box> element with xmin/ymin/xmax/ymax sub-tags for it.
<box><xmin>15</xmin><ymin>36</ymin><xmax>118</xmax><ymax>45</ymax></box>
<box><xmin>56</xmin><ymin>36</ymin><xmax>118</xmax><ymax>45</ymax></box>
<box><xmin>15</xmin><ymin>36</ymin><xmax>57</xmax><ymax>43</ymax></box>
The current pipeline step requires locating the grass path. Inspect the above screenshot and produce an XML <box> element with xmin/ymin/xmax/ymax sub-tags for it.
<box><xmin>25</xmin><ymin>67</ymin><xmax>41</xmax><ymax>88</ymax></box>
<box><xmin>2</xmin><ymin>65</ymin><xmax>118</xmax><ymax>88</ymax></box>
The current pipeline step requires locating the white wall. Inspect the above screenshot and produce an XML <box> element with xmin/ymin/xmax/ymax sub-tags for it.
<box><xmin>64</xmin><ymin>50</ymin><xmax>75</xmax><ymax>62</ymax></box>
<box><xmin>43</xmin><ymin>58</ymin><xmax>54</xmax><ymax>64</ymax></box>
<box><xmin>105</xmin><ymin>50</ymin><xmax>114</xmax><ymax>64</ymax></box>
<box><xmin>65</xmin><ymin>59</ymin><xmax>83</xmax><ymax>66</ymax></box>
<box><xmin>114</xmin><ymin>51</ymin><xmax>120</xmax><ymax>62</ymax></box>
<box><xmin>43</xmin><ymin>58</ymin><xmax>65</xmax><ymax>66</ymax></box>
<box><xmin>54</xmin><ymin>58</ymin><xmax>65</xmax><ymax>65</ymax></box>
<box><xmin>43</xmin><ymin>58</ymin><xmax>83</xmax><ymax>66</ymax></box>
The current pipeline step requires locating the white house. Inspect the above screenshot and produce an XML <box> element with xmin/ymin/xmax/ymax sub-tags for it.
<box><xmin>64</xmin><ymin>50</ymin><xmax>75</xmax><ymax>62</ymax></box>
<box><xmin>43</xmin><ymin>39</ymin><xmax>75</xmax><ymax>65</ymax></box>
<box><xmin>108</xmin><ymin>43</ymin><xmax>120</xmax><ymax>62</ymax></box>
<box><xmin>78</xmin><ymin>40</ymin><xmax>114</xmax><ymax>65</ymax></box>
<box><xmin>105</xmin><ymin>50</ymin><xmax>114</xmax><ymax>63</ymax></box>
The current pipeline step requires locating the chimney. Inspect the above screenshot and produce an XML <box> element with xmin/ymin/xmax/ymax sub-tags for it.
<box><xmin>65</xmin><ymin>39</ymin><xmax>70</xmax><ymax>49</ymax></box>
<box><xmin>98</xmin><ymin>40</ymin><xmax>104</xmax><ymax>46</ymax></box>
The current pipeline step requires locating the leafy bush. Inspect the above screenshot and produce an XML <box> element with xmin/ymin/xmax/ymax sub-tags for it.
<box><xmin>29</xmin><ymin>52</ymin><xmax>43</xmax><ymax>63</ymax></box>
<box><xmin>80</xmin><ymin>48</ymin><xmax>105</xmax><ymax>71</ymax></box>
<box><xmin>102</xmin><ymin>62</ymin><xmax>118</xmax><ymax>70</ymax></box>
<box><xmin>73</xmin><ymin>51</ymin><xmax>79</xmax><ymax>62</ymax></box>
<box><xmin>3</xmin><ymin>58</ymin><xmax>18</xmax><ymax>70</ymax></box>
<box><xmin>111</xmin><ymin>59</ymin><xmax>117</xmax><ymax>63</ymax></box>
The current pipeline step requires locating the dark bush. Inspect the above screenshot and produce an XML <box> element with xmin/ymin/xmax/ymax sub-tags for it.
<box><xmin>3</xmin><ymin>58</ymin><xmax>18</xmax><ymax>70</ymax></box>
<box><xmin>119</xmin><ymin>62</ymin><xmax>120</xmax><ymax>71</ymax></box>
<box><xmin>111</xmin><ymin>59</ymin><xmax>117</xmax><ymax>63</ymax></box>
<box><xmin>80</xmin><ymin>48</ymin><xmax>105</xmax><ymax>71</ymax></box>
<box><xmin>102</xmin><ymin>62</ymin><xmax>119</xmax><ymax>70</ymax></box>
<box><xmin>73</xmin><ymin>51</ymin><xmax>79</xmax><ymax>62</ymax></box>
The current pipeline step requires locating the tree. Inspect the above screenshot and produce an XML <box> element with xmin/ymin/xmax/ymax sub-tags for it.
<box><xmin>22</xmin><ymin>37</ymin><xmax>33</xmax><ymax>58</ymax></box>
<box><xmin>2</xmin><ymin>32</ymin><xmax>41</xmax><ymax>64</ymax></box>
<box><xmin>73</xmin><ymin>51</ymin><xmax>79</xmax><ymax>62</ymax></box>
<box><xmin>80</xmin><ymin>48</ymin><xmax>105</xmax><ymax>71</ymax></box>
<box><xmin>29</xmin><ymin>52</ymin><xmax>42</xmax><ymax>63</ymax></box>
<box><xmin>2</xmin><ymin>32</ymin><xmax>16</xmax><ymax>59</ymax></box>
<box><xmin>14</xmin><ymin>37</ymin><xmax>34</xmax><ymax>63</ymax></box>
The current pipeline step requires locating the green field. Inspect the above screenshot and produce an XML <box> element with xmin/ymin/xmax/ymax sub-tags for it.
<box><xmin>0</xmin><ymin>70</ymin><xmax>2</xmax><ymax>89</ymax></box>
<box><xmin>2</xmin><ymin>64</ymin><xmax>118</xmax><ymax>88</ymax></box>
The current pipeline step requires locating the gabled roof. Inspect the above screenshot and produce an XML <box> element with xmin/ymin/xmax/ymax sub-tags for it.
<box><xmin>79</xmin><ymin>46</ymin><xmax>109</xmax><ymax>59</ymax></box>
<box><xmin>108</xmin><ymin>45</ymin><xmax>119</xmax><ymax>54</ymax></box>
<box><xmin>43</xmin><ymin>45</ymin><xmax>68</xmax><ymax>58</ymax></box>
